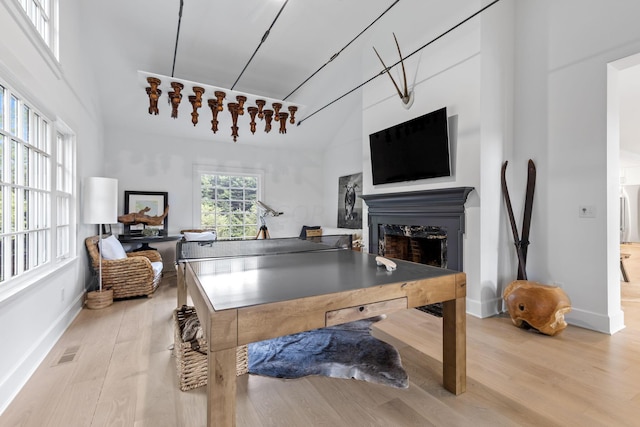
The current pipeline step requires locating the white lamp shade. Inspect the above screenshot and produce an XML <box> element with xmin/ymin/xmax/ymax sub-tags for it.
<box><xmin>84</xmin><ymin>177</ymin><xmax>118</xmax><ymax>224</ymax></box>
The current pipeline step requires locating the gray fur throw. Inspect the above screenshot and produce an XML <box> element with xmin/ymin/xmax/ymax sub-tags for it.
<box><xmin>248</xmin><ymin>316</ymin><xmax>408</xmax><ymax>389</ymax></box>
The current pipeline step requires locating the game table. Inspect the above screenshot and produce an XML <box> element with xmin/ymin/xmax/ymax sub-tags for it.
<box><xmin>176</xmin><ymin>237</ymin><xmax>466</xmax><ymax>427</ymax></box>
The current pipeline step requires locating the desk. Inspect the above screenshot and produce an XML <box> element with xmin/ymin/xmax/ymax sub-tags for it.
<box><xmin>118</xmin><ymin>234</ymin><xmax>180</xmax><ymax>251</ymax></box>
<box><xmin>176</xmin><ymin>238</ymin><xmax>466</xmax><ymax>427</ymax></box>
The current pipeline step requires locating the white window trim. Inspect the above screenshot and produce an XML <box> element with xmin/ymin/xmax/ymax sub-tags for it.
<box><xmin>1</xmin><ymin>0</ymin><xmax>62</xmax><ymax>79</ymax></box>
<box><xmin>192</xmin><ymin>164</ymin><xmax>264</xmax><ymax>232</ymax></box>
<box><xmin>54</xmin><ymin>118</ymin><xmax>77</xmax><ymax>261</ymax></box>
<box><xmin>0</xmin><ymin>81</ymin><xmax>77</xmax><ymax>303</ymax></box>
<box><xmin>0</xmin><ymin>256</ymin><xmax>75</xmax><ymax>303</ymax></box>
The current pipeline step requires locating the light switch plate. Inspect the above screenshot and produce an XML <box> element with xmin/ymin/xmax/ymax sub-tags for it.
<box><xmin>579</xmin><ymin>205</ymin><xmax>595</xmax><ymax>218</ymax></box>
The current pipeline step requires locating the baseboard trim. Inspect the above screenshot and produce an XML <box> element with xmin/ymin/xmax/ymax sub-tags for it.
<box><xmin>565</xmin><ymin>306</ymin><xmax>625</xmax><ymax>335</ymax></box>
<box><xmin>466</xmin><ymin>295</ymin><xmax>502</xmax><ymax>318</ymax></box>
<box><xmin>0</xmin><ymin>294</ymin><xmax>83</xmax><ymax>415</ymax></box>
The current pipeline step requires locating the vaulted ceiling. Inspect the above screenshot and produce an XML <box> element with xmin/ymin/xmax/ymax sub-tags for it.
<box><xmin>80</xmin><ymin>0</ymin><xmax>407</xmax><ymax>149</ymax></box>
<box><xmin>79</xmin><ymin>1</ymin><xmax>640</xmax><ymax>158</ymax></box>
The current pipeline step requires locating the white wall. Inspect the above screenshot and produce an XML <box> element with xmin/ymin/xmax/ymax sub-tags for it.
<box><xmin>511</xmin><ymin>0</ymin><xmax>640</xmax><ymax>333</ymax></box>
<box><xmin>0</xmin><ymin>0</ymin><xmax>106</xmax><ymax>412</ymax></box>
<box><xmin>356</xmin><ymin>0</ymin><xmax>640</xmax><ymax>333</ymax></box>
<box><xmin>361</xmin><ymin>0</ymin><xmax>486</xmax><ymax>315</ymax></box>
<box><xmin>621</xmin><ymin>185</ymin><xmax>640</xmax><ymax>242</ymax></box>
<box><xmin>104</xmin><ymin>126</ymin><xmax>326</xmax><ymax>239</ymax></box>
<box><xmin>322</xmin><ymin>94</ymin><xmax>364</xmax><ymax>230</ymax></box>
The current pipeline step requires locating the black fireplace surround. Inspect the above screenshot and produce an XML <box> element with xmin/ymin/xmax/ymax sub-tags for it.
<box><xmin>361</xmin><ymin>187</ymin><xmax>474</xmax><ymax>272</ymax></box>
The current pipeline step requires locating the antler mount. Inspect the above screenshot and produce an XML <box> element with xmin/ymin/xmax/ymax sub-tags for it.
<box><xmin>373</xmin><ymin>33</ymin><xmax>414</xmax><ymax>110</ymax></box>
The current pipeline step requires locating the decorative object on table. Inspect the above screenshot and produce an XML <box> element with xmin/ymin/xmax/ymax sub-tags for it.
<box><xmin>120</xmin><ymin>190</ymin><xmax>169</xmax><ymax>236</ymax></box>
<box><xmin>141</xmin><ymin>227</ymin><xmax>160</xmax><ymax>237</ymax></box>
<box><xmin>337</xmin><ymin>172</ymin><xmax>363</xmax><ymax>229</ymax></box>
<box><xmin>372</xmin><ymin>33</ymin><xmax>414</xmax><ymax>109</ymax></box>
<box><xmin>173</xmin><ymin>306</ymin><xmax>247</xmax><ymax>391</ymax></box>
<box><xmin>83</xmin><ymin>177</ymin><xmax>118</xmax><ymax>309</ymax></box>
<box><xmin>503</xmin><ymin>280</ymin><xmax>572</xmax><ymax>336</ymax></box>
<box><xmin>248</xmin><ymin>316</ymin><xmax>408</xmax><ymax>389</ymax></box>
<box><xmin>85</xmin><ymin>235</ymin><xmax>163</xmax><ymax>299</ymax></box>
<box><xmin>501</xmin><ymin>159</ymin><xmax>536</xmax><ymax>280</ymax></box>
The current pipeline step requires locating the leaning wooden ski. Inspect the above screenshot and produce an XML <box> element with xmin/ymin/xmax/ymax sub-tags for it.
<box><xmin>517</xmin><ymin>159</ymin><xmax>536</xmax><ymax>279</ymax></box>
<box><xmin>501</xmin><ymin>161</ymin><xmax>527</xmax><ymax>280</ymax></box>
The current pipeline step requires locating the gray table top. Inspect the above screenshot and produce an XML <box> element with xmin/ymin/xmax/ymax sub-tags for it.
<box><xmin>186</xmin><ymin>246</ymin><xmax>457</xmax><ymax>311</ymax></box>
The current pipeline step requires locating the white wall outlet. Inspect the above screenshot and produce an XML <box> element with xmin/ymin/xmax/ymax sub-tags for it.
<box><xmin>579</xmin><ymin>205</ymin><xmax>595</xmax><ymax>218</ymax></box>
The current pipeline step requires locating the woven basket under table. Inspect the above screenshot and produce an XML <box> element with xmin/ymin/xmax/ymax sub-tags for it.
<box><xmin>173</xmin><ymin>306</ymin><xmax>248</xmax><ymax>392</ymax></box>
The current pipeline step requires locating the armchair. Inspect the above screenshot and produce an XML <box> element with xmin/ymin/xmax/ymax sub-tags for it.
<box><xmin>85</xmin><ymin>235</ymin><xmax>163</xmax><ymax>299</ymax></box>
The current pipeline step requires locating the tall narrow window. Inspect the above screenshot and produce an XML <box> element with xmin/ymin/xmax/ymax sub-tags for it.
<box><xmin>55</xmin><ymin>131</ymin><xmax>72</xmax><ymax>259</ymax></box>
<box><xmin>197</xmin><ymin>170</ymin><xmax>261</xmax><ymax>240</ymax></box>
<box><xmin>0</xmin><ymin>77</ymin><xmax>74</xmax><ymax>289</ymax></box>
<box><xmin>18</xmin><ymin>0</ymin><xmax>58</xmax><ymax>59</ymax></box>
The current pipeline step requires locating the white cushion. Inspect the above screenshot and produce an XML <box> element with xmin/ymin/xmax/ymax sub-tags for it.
<box><xmin>151</xmin><ymin>261</ymin><xmax>163</xmax><ymax>280</ymax></box>
<box><xmin>99</xmin><ymin>235</ymin><xmax>127</xmax><ymax>260</ymax></box>
<box><xmin>183</xmin><ymin>231</ymin><xmax>216</xmax><ymax>241</ymax></box>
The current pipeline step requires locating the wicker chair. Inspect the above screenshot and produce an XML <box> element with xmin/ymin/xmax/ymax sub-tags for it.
<box><xmin>85</xmin><ymin>235</ymin><xmax>163</xmax><ymax>299</ymax></box>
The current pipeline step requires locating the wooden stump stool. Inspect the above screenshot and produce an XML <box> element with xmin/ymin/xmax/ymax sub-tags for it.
<box><xmin>503</xmin><ymin>280</ymin><xmax>571</xmax><ymax>336</ymax></box>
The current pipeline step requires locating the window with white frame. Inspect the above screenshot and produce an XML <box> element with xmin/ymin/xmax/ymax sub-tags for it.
<box><xmin>0</xmin><ymin>79</ymin><xmax>74</xmax><ymax>286</ymax></box>
<box><xmin>18</xmin><ymin>0</ymin><xmax>59</xmax><ymax>59</ymax></box>
<box><xmin>55</xmin><ymin>130</ymin><xmax>73</xmax><ymax>259</ymax></box>
<box><xmin>197</xmin><ymin>169</ymin><xmax>261</xmax><ymax>240</ymax></box>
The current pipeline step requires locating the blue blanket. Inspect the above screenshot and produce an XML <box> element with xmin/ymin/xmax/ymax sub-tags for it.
<box><xmin>248</xmin><ymin>316</ymin><xmax>408</xmax><ymax>388</ymax></box>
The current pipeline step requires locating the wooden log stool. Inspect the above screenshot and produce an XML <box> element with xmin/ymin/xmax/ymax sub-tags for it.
<box><xmin>503</xmin><ymin>280</ymin><xmax>572</xmax><ymax>336</ymax></box>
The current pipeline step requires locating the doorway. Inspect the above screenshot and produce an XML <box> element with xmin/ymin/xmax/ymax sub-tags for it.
<box><xmin>609</xmin><ymin>53</ymin><xmax>640</xmax><ymax>321</ymax></box>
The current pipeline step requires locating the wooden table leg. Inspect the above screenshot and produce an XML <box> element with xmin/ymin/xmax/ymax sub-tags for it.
<box><xmin>208</xmin><ymin>347</ymin><xmax>237</xmax><ymax>426</ymax></box>
<box><xmin>442</xmin><ymin>296</ymin><xmax>466</xmax><ymax>395</ymax></box>
<box><xmin>176</xmin><ymin>264</ymin><xmax>187</xmax><ymax>307</ymax></box>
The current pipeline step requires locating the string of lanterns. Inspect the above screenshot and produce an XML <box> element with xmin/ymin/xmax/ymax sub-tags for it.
<box><xmin>144</xmin><ymin>74</ymin><xmax>299</xmax><ymax>142</ymax></box>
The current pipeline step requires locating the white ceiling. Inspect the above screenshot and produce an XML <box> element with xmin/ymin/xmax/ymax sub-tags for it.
<box><xmin>79</xmin><ymin>1</ymin><xmax>640</xmax><ymax>156</ymax></box>
<box><xmin>80</xmin><ymin>0</ymin><xmax>417</xmax><ymax>150</ymax></box>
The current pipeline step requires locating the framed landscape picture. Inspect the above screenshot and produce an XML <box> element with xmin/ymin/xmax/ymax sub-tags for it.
<box><xmin>337</xmin><ymin>172</ymin><xmax>362</xmax><ymax>229</ymax></box>
<box><xmin>123</xmin><ymin>191</ymin><xmax>169</xmax><ymax>235</ymax></box>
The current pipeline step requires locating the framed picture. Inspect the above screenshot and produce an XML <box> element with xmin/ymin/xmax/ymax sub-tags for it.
<box><xmin>123</xmin><ymin>191</ymin><xmax>169</xmax><ymax>236</ymax></box>
<box><xmin>337</xmin><ymin>172</ymin><xmax>363</xmax><ymax>229</ymax></box>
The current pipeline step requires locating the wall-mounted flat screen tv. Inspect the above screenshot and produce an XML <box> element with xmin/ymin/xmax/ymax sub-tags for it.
<box><xmin>369</xmin><ymin>107</ymin><xmax>451</xmax><ymax>185</ymax></box>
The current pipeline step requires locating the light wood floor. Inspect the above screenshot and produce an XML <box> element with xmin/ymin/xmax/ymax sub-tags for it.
<box><xmin>2</xmin><ymin>254</ymin><xmax>640</xmax><ymax>427</ymax></box>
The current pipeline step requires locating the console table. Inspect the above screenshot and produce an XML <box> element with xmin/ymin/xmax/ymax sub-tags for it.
<box><xmin>118</xmin><ymin>234</ymin><xmax>181</xmax><ymax>251</ymax></box>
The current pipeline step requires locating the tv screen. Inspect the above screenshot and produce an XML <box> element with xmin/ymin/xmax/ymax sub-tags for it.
<box><xmin>369</xmin><ymin>107</ymin><xmax>451</xmax><ymax>185</ymax></box>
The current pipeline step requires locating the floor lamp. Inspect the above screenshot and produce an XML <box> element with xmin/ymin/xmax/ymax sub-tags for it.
<box><xmin>84</xmin><ymin>177</ymin><xmax>118</xmax><ymax>309</ymax></box>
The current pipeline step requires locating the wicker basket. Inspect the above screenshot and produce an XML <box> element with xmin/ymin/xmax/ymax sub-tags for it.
<box><xmin>173</xmin><ymin>306</ymin><xmax>248</xmax><ymax>391</ymax></box>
